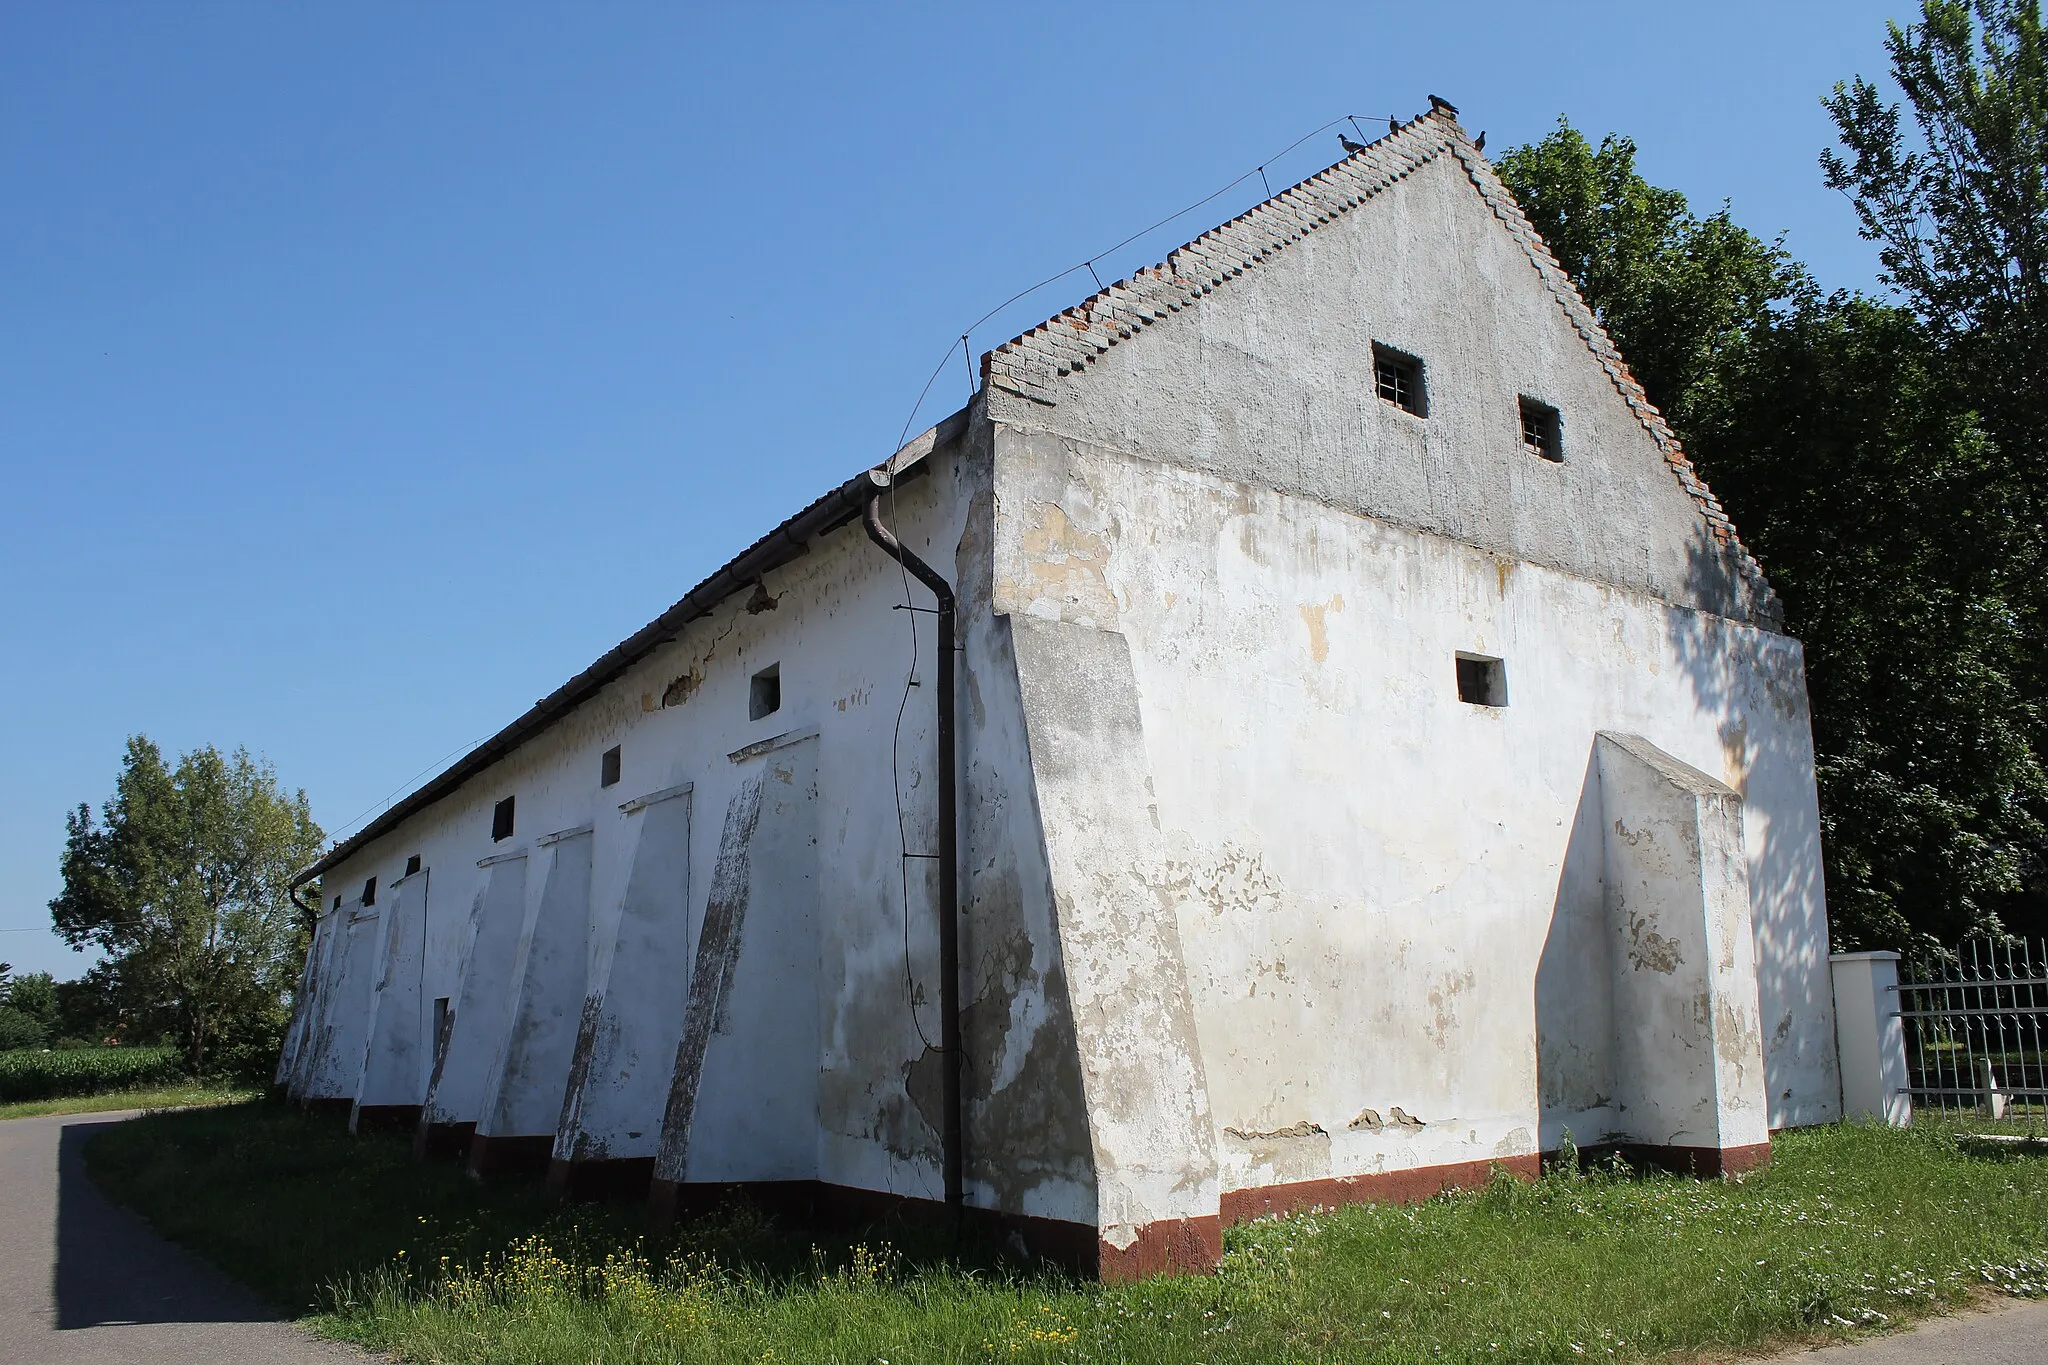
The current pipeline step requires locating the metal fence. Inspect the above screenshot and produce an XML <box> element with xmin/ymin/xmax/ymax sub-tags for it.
<box><xmin>1898</xmin><ymin>938</ymin><xmax>2047</xmax><ymax>1117</ymax></box>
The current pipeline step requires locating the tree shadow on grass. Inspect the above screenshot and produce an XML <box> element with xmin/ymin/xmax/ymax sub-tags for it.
<box><xmin>79</xmin><ymin>1100</ymin><xmax>1051</xmax><ymax>1319</ymax></box>
<box><xmin>56</xmin><ymin>1116</ymin><xmax>277</xmax><ymax>1329</ymax></box>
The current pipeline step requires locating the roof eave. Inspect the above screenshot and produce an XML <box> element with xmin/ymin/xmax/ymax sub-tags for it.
<box><xmin>297</xmin><ymin>404</ymin><xmax>971</xmax><ymax>886</ymax></box>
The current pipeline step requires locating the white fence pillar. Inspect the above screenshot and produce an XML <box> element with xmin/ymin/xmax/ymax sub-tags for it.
<box><xmin>1831</xmin><ymin>951</ymin><xmax>1911</xmax><ymax>1126</ymax></box>
<box><xmin>1974</xmin><ymin>1057</ymin><xmax>2011</xmax><ymax>1119</ymax></box>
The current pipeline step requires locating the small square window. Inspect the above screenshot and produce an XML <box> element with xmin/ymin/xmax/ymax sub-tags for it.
<box><xmin>600</xmin><ymin>745</ymin><xmax>622</xmax><ymax>788</ymax></box>
<box><xmin>1374</xmin><ymin>343</ymin><xmax>1427</xmax><ymax>417</ymax></box>
<box><xmin>361</xmin><ymin>876</ymin><xmax>377</xmax><ymax>907</ymax></box>
<box><xmin>1520</xmin><ymin>397</ymin><xmax>1563</xmax><ymax>461</ymax></box>
<box><xmin>491</xmin><ymin>795</ymin><xmax>516</xmax><ymax>842</ymax></box>
<box><xmin>1456</xmin><ymin>653</ymin><xmax>1508</xmax><ymax>707</ymax></box>
<box><xmin>405</xmin><ymin>853</ymin><xmax>422</xmax><ymax>877</ymax></box>
<box><xmin>749</xmin><ymin>664</ymin><xmax>782</xmax><ymax>721</ymax></box>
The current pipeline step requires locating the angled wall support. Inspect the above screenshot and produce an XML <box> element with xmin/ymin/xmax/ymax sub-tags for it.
<box><xmin>1595</xmin><ymin>732</ymin><xmax>1772</xmax><ymax>1173</ymax></box>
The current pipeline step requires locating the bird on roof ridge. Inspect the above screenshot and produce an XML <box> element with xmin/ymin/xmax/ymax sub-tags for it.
<box><xmin>1388</xmin><ymin>115</ymin><xmax>1401</xmax><ymax>136</ymax></box>
<box><xmin>1428</xmin><ymin>94</ymin><xmax>1458</xmax><ymax>116</ymax></box>
<box><xmin>1339</xmin><ymin>133</ymin><xmax>1369</xmax><ymax>155</ymax></box>
<box><xmin>1474</xmin><ymin>131</ymin><xmax>1486</xmax><ymax>152</ymax></box>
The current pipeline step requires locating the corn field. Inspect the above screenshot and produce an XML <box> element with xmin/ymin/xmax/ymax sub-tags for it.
<box><xmin>0</xmin><ymin>1046</ymin><xmax>185</xmax><ymax>1103</ymax></box>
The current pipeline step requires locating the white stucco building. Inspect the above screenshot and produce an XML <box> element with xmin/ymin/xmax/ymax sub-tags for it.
<box><xmin>280</xmin><ymin>103</ymin><xmax>1840</xmax><ymax>1279</ymax></box>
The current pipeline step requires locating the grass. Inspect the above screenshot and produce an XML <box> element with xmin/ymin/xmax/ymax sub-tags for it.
<box><xmin>0</xmin><ymin>1082</ymin><xmax>256</xmax><ymax>1120</ymax></box>
<box><xmin>84</xmin><ymin>1103</ymin><xmax>2048</xmax><ymax>1365</ymax></box>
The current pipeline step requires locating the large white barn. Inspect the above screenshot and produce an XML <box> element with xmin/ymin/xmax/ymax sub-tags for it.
<box><xmin>280</xmin><ymin>103</ymin><xmax>1840</xmax><ymax>1279</ymax></box>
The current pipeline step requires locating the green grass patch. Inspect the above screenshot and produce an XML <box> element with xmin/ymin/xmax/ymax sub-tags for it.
<box><xmin>86</xmin><ymin>1104</ymin><xmax>2048</xmax><ymax>1364</ymax></box>
<box><xmin>0</xmin><ymin>1045</ymin><xmax>185</xmax><ymax>1102</ymax></box>
<box><xmin>0</xmin><ymin>1082</ymin><xmax>255</xmax><ymax>1120</ymax></box>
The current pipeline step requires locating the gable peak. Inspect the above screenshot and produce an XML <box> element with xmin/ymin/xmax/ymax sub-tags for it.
<box><xmin>981</xmin><ymin>108</ymin><xmax>1776</xmax><ymax>624</ymax></box>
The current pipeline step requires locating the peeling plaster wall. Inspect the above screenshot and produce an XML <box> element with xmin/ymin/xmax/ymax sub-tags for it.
<box><xmin>957</xmin><ymin>612</ymin><xmax>1098</xmax><ymax>1227</ymax></box>
<box><xmin>988</xmin><ymin>431</ymin><xmax>1837</xmax><ymax>1202</ymax></box>
<box><xmin>985</xmin><ymin>150</ymin><xmax>1767</xmax><ymax>627</ymax></box>
<box><xmin>556</xmin><ymin>787</ymin><xmax>692</xmax><ymax>1164</ymax></box>
<box><xmin>974</xmin><ymin>138</ymin><xmax>1835</xmax><ymax>1200</ymax></box>
<box><xmin>1006</xmin><ymin>613</ymin><xmax>1220</xmax><ymax>1245</ymax></box>
<box><xmin>281</xmin><ymin>910</ymin><xmax>340</xmax><ymax>1094</ymax></box>
<box><xmin>654</xmin><ymin>736</ymin><xmax>820</xmax><ymax>1183</ymax></box>
<box><xmin>289</xmin><ymin>133</ymin><xmax>1836</xmax><ymax>1255</ymax></box>
<box><xmin>479</xmin><ymin>829</ymin><xmax>593</xmax><ymax>1140</ymax></box>
<box><xmin>291</xmin><ymin>431</ymin><xmax>1104</xmax><ymax>1226</ymax></box>
<box><xmin>296</xmin><ymin>898</ymin><xmax>381</xmax><ymax>1102</ymax></box>
<box><xmin>1596</xmin><ymin>733</ymin><xmax>1771</xmax><ymax>1151</ymax></box>
<box><xmin>355</xmin><ymin>870</ymin><xmax>430</xmax><ymax>1114</ymax></box>
<box><xmin>422</xmin><ymin>855</ymin><xmax>528</xmax><ymax>1130</ymax></box>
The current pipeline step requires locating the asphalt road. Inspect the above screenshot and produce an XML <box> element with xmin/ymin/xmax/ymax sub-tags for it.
<box><xmin>1764</xmin><ymin>1296</ymin><xmax>2048</xmax><ymax>1363</ymax></box>
<box><xmin>0</xmin><ymin>1109</ymin><xmax>368</xmax><ymax>1364</ymax></box>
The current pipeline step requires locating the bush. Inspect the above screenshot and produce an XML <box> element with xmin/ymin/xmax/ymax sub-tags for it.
<box><xmin>204</xmin><ymin>1035</ymin><xmax>285</xmax><ymax>1090</ymax></box>
<box><xmin>0</xmin><ymin>1046</ymin><xmax>185</xmax><ymax>1102</ymax></box>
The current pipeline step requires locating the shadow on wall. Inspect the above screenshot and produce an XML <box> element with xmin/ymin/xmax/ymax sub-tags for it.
<box><xmin>1678</xmin><ymin>529</ymin><xmax>1833</xmax><ymax>1118</ymax></box>
<box><xmin>54</xmin><ymin>1119</ymin><xmax>276</xmax><ymax>1329</ymax></box>
<box><xmin>1536</xmin><ymin>527</ymin><xmax>1831</xmax><ymax>1145</ymax></box>
<box><xmin>1535</xmin><ymin>753</ymin><xmax>1614</xmax><ymax>1152</ymax></box>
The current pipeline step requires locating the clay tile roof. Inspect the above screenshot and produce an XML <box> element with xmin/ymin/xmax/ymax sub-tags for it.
<box><xmin>983</xmin><ymin>111</ymin><xmax>1777</xmax><ymax>621</ymax></box>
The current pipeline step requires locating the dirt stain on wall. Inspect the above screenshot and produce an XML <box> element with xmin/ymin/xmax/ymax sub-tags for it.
<box><xmin>1623</xmin><ymin>906</ymin><xmax>1685</xmax><ymax>974</ymax></box>
<box><xmin>1298</xmin><ymin>592</ymin><xmax>1345</xmax><ymax>664</ymax></box>
<box><xmin>653</xmin><ymin>777</ymin><xmax>763</xmax><ymax>1180</ymax></box>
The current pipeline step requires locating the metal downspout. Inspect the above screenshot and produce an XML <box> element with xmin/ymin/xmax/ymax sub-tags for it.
<box><xmin>862</xmin><ymin>486</ymin><xmax>963</xmax><ymax>1226</ymax></box>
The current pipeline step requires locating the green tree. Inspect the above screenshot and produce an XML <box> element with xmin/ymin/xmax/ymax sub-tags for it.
<box><xmin>1822</xmin><ymin>2</ymin><xmax>2048</xmax><ymax>383</ymax></box>
<box><xmin>1687</xmin><ymin>293</ymin><xmax>2042</xmax><ymax>947</ymax></box>
<box><xmin>1823</xmin><ymin>0</ymin><xmax>2048</xmax><ymax>938</ymax></box>
<box><xmin>5</xmin><ymin>971</ymin><xmax>59</xmax><ymax>1027</ymax></box>
<box><xmin>54</xmin><ymin>971</ymin><xmax>122</xmax><ymax>1047</ymax></box>
<box><xmin>1494</xmin><ymin>119</ymin><xmax>1803</xmax><ymax>434</ymax></box>
<box><xmin>50</xmin><ymin>737</ymin><xmax>324</xmax><ymax>1074</ymax></box>
<box><xmin>0</xmin><ymin>963</ymin><xmax>49</xmax><ymax>1049</ymax></box>
<box><xmin>1501</xmin><ymin>120</ymin><xmax>2046</xmax><ymax>951</ymax></box>
<box><xmin>0</xmin><ymin>1012</ymin><xmax>40</xmax><ymax>1050</ymax></box>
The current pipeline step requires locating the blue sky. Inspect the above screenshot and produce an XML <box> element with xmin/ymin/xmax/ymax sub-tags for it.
<box><xmin>0</xmin><ymin>1</ymin><xmax>1906</xmax><ymax>979</ymax></box>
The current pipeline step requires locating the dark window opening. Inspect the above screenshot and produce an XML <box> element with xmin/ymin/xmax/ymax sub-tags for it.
<box><xmin>433</xmin><ymin>998</ymin><xmax>452</xmax><ymax>1066</ymax></box>
<box><xmin>1374</xmin><ymin>343</ymin><xmax>1427</xmax><ymax>417</ymax></box>
<box><xmin>332</xmin><ymin>894</ymin><xmax>342</xmax><ymax>911</ymax></box>
<box><xmin>361</xmin><ymin>876</ymin><xmax>377</xmax><ymax>907</ymax></box>
<box><xmin>492</xmin><ymin>795</ymin><xmax>516</xmax><ymax>842</ymax></box>
<box><xmin>405</xmin><ymin>853</ymin><xmax>422</xmax><ymax>878</ymax></box>
<box><xmin>1520</xmin><ymin>397</ymin><xmax>1562</xmax><ymax>461</ymax></box>
<box><xmin>600</xmin><ymin>745</ymin><xmax>622</xmax><ymax>788</ymax></box>
<box><xmin>749</xmin><ymin>664</ymin><xmax>782</xmax><ymax>721</ymax></box>
<box><xmin>1456</xmin><ymin>654</ymin><xmax>1508</xmax><ymax>707</ymax></box>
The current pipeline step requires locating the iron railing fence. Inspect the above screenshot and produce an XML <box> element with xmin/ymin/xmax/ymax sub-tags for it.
<box><xmin>1897</xmin><ymin>938</ymin><xmax>2047</xmax><ymax>1117</ymax></box>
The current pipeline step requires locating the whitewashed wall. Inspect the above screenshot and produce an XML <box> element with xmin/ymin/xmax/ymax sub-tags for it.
<box><xmin>974</xmin><ymin>127</ymin><xmax>1836</xmax><ymax>1221</ymax></box>
<box><xmin>288</xmin><ymin>127</ymin><xmax>1841</xmax><ymax>1261</ymax></box>
<box><xmin>290</xmin><ymin>439</ymin><xmax>1103</xmax><ymax>1218</ymax></box>
<box><xmin>989</xmin><ymin>433</ymin><xmax>1836</xmax><ymax>1198</ymax></box>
